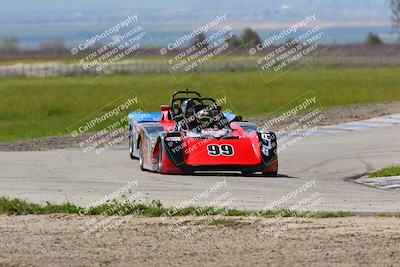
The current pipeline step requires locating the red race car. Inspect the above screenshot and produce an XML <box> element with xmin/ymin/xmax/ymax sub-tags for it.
<box><xmin>128</xmin><ymin>90</ymin><xmax>278</xmax><ymax>176</ymax></box>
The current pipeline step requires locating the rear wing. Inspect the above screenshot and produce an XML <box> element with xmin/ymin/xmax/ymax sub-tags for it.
<box><xmin>223</xmin><ymin>112</ymin><xmax>236</xmax><ymax>122</ymax></box>
<box><xmin>128</xmin><ymin>112</ymin><xmax>161</xmax><ymax>124</ymax></box>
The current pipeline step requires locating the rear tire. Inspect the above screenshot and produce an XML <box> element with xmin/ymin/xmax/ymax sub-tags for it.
<box><xmin>129</xmin><ymin>134</ymin><xmax>137</xmax><ymax>160</ymax></box>
<box><xmin>139</xmin><ymin>141</ymin><xmax>144</xmax><ymax>171</ymax></box>
<box><xmin>158</xmin><ymin>144</ymin><xmax>163</xmax><ymax>174</ymax></box>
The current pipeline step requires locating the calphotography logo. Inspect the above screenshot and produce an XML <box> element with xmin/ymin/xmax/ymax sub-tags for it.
<box><xmin>161</xmin><ymin>91</ymin><xmax>237</xmax><ymax>168</ymax></box>
<box><xmin>250</xmin><ymin>180</ymin><xmax>324</xmax><ymax>238</ymax></box>
<box><xmin>158</xmin><ymin>14</ymin><xmax>244</xmax><ymax>81</ymax></box>
<box><xmin>159</xmin><ymin>180</ymin><xmax>234</xmax><ymax>238</ymax></box>
<box><xmin>70</xmin><ymin>14</ymin><xmax>149</xmax><ymax>82</ymax></box>
<box><xmin>249</xmin><ymin>14</ymin><xmax>332</xmax><ymax>83</ymax></box>
<box><xmin>66</xmin><ymin>90</ymin><xmax>145</xmax><ymax>155</ymax></box>
<box><xmin>75</xmin><ymin>180</ymin><xmax>147</xmax><ymax>239</ymax></box>
<box><xmin>258</xmin><ymin>90</ymin><xmax>326</xmax><ymax>156</ymax></box>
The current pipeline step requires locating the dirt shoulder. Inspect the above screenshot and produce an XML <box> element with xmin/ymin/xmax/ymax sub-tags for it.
<box><xmin>1</xmin><ymin>100</ymin><xmax>400</xmax><ymax>151</ymax></box>
<box><xmin>0</xmin><ymin>215</ymin><xmax>399</xmax><ymax>266</ymax></box>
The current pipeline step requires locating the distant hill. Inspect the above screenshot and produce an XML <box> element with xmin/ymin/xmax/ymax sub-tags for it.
<box><xmin>0</xmin><ymin>0</ymin><xmax>394</xmax><ymax>48</ymax></box>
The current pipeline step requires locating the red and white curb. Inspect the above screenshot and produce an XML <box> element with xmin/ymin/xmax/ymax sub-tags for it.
<box><xmin>316</xmin><ymin>113</ymin><xmax>400</xmax><ymax>135</ymax></box>
<box><xmin>291</xmin><ymin>113</ymin><xmax>400</xmax><ymax>137</ymax></box>
<box><xmin>356</xmin><ymin>176</ymin><xmax>400</xmax><ymax>191</ymax></box>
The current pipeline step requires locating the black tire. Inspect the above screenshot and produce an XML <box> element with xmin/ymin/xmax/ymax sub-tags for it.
<box><xmin>158</xmin><ymin>143</ymin><xmax>163</xmax><ymax>174</ymax></box>
<box><xmin>139</xmin><ymin>141</ymin><xmax>144</xmax><ymax>171</ymax></box>
<box><xmin>129</xmin><ymin>134</ymin><xmax>137</xmax><ymax>160</ymax></box>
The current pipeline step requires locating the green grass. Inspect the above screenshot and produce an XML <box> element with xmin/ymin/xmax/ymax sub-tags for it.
<box><xmin>0</xmin><ymin>56</ymin><xmax>170</xmax><ymax>65</ymax></box>
<box><xmin>0</xmin><ymin>55</ymin><xmax>244</xmax><ymax>66</ymax></box>
<box><xmin>0</xmin><ymin>197</ymin><xmax>81</xmax><ymax>215</ymax></box>
<box><xmin>0</xmin><ymin>58</ymin><xmax>77</xmax><ymax>65</ymax></box>
<box><xmin>369</xmin><ymin>165</ymin><xmax>400</xmax><ymax>178</ymax></box>
<box><xmin>0</xmin><ymin>197</ymin><xmax>351</xmax><ymax>218</ymax></box>
<box><xmin>1</xmin><ymin>67</ymin><xmax>400</xmax><ymax>142</ymax></box>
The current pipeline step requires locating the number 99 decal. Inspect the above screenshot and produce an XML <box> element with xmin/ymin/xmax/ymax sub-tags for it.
<box><xmin>207</xmin><ymin>144</ymin><xmax>234</xmax><ymax>156</ymax></box>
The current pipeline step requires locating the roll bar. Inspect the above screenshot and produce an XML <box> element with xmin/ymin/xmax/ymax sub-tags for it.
<box><xmin>170</xmin><ymin>89</ymin><xmax>202</xmax><ymax>106</ymax></box>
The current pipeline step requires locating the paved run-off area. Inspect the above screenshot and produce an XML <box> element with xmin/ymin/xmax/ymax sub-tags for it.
<box><xmin>0</xmin><ymin>123</ymin><xmax>399</xmax><ymax>213</ymax></box>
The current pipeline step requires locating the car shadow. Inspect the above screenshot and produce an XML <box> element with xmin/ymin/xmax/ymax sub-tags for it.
<box><xmin>189</xmin><ymin>172</ymin><xmax>297</xmax><ymax>179</ymax></box>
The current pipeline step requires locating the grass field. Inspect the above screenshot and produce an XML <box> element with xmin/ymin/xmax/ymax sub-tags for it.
<box><xmin>0</xmin><ymin>56</ymin><xmax>166</xmax><ymax>65</ymax></box>
<box><xmin>369</xmin><ymin>166</ymin><xmax>400</xmax><ymax>178</ymax></box>
<box><xmin>1</xmin><ymin>67</ymin><xmax>400</xmax><ymax>142</ymax></box>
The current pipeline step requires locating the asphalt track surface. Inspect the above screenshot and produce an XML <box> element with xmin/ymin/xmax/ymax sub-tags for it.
<box><xmin>0</xmin><ymin>124</ymin><xmax>399</xmax><ymax>213</ymax></box>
